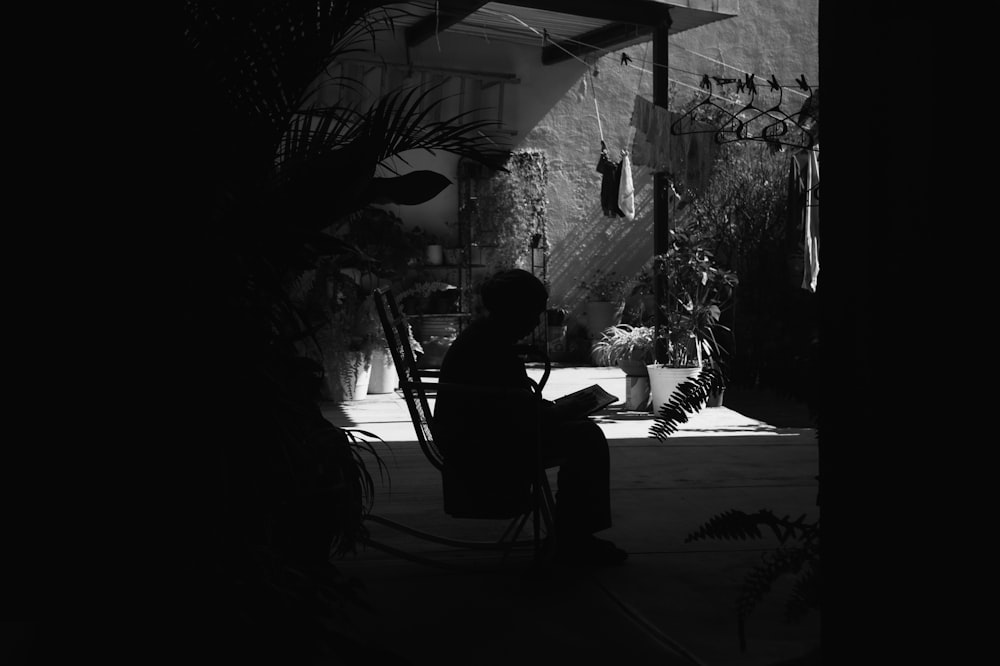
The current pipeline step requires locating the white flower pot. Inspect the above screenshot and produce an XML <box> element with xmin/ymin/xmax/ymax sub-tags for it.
<box><xmin>367</xmin><ymin>348</ymin><xmax>398</xmax><ymax>394</ymax></box>
<box><xmin>647</xmin><ymin>364</ymin><xmax>701</xmax><ymax>414</ymax></box>
<box><xmin>327</xmin><ymin>351</ymin><xmax>372</xmax><ymax>403</ymax></box>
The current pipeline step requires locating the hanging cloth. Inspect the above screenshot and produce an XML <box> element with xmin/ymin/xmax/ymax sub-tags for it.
<box><xmin>801</xmin><ymin>145</ymin><xmax>820</xmax><ymax>292</ymax></box>
<box><xmin>596</xmin><ymin>142</ymin><xmax>624</xmax><ymax>218</ymax></box>
<box><xmin>786</xmin><ymin>145</ymin><xmax>820</xmax><ymax>292</ymax></box>
<box><xmin>629</xmin><ymin>95</ymin><xmax>672</xmax><ymax>171</ymax></box>
<box><xmin>618</xmin><ymin>151</ymin><xmax>635</xmax><ymax>220</ymax></box>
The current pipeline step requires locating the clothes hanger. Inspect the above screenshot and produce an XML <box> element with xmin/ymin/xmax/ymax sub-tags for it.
<box><xmin>669</xmin><ymin>75</ymin><xmax>742</xmax><ymax>139</ymax></box>
<box><xmin>749</xmin><ymin>80</ymin><xmax>820</xmax><ymax>151</ymax></box>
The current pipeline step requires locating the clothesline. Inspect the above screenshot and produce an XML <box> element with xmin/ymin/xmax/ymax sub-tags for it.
<box><xmin>451</xmin><ymin>4</ymin><xmax>818</xmax><ymax>98</ymax></box>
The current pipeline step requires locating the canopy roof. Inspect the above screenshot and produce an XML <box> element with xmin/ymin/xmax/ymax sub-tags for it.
<box><xmin>395</xmin><ymin>1</ymin><xmax>739</xmax><ymax>64</ymax></box>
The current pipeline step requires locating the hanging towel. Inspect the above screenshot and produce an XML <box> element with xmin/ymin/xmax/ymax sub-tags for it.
<box><xmin>801</xmin><ymin>145</ymin><xmax>820</xmax><ymax>292</ymax></box>
<box><xmin>618</xmin><ymin>152</ymin><xmax>634</xmax><ymax>220</ymax></box>
<box><xmin>786</xmin><ymin>145</ymin><xmax>820</xmax><ymax>292</ymax></box>
<box><xmin>596</xmin><ymin>145</ymin><xmax>624</xmax><ymax>218</ymax></box>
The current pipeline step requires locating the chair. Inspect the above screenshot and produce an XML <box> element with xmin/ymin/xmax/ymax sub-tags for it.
<box><xmin>365</xmin><ymin>287</ymin><xmax>558</xmax><ymax>570</ymax></box>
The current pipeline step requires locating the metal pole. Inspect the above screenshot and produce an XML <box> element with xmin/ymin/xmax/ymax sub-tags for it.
<box><xmin>652</xmin><ymin>15</ymin><xmax>671</xmax><ymax>364</ymax></box>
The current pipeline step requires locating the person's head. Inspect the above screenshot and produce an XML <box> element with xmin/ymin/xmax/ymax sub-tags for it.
<box><xmin>480</xmin><ymin>269</ymin><xmax>548</xmax><ymax>340</ymax></box>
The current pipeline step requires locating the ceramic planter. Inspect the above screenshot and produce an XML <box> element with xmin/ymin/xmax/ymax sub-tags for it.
<box><xmin>367</xmin><ymin>347</ymin><xmax>398</xmax><ymax>394</ymax></box>
<box><xmin>617</xmin><ymin>358</ymin><xmax>649</xmax><ymax>377</ymax></box>
<box><xmin>647</xmin><ymin>364</ymin><xmax>701</xmax><ymax>414</ymax></box>
<box><xmin>623</xmin><ymin>374</ymin><xmax>652</xmax><ymax>411</ymax></box>
<box><xmin>415</xmin><ymin>314</ymin><xmax>462</xmax><ymax>369</ymax></box>
<box><xmin>327</xmin><ymin>350</ymin><xmax>372</xmax><ymax>403</ymax></box>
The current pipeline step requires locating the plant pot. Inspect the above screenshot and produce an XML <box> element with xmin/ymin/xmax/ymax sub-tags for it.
<box><xmin>327</xmin><ymin>350</ymin><xmax>372</xmax><ymax>403</ymax></box>
<box><xmin>585</xmin><ymin>301</ymin><xmax>617</xmax><ymax>340</ymax></box>
<box><xmin>647</xmin><ymin>364</ymin><xmax>701</xmax><ymax>414</ymax></box>
<box><xmin>706</xmin><ymin>388</ymin><xmax>725</xmax><ymax>407</ymax></box>
<box><xmin>617</xmin><ymin>358</ymin><xmax>649</xmax><ymax>377</ymax></box>
<box><xmin>425</xmin><ymin>244</ymin><xmax>443</xmax><ymax>265</ymax></box>
<box><xmin>367</xmin><ymin>348</ymin><xmax>398</xmax><ymax>394</ymax></box>
<box><xmin>624</xmin><ymin>375</ymin><xmax>652</xmax><ymax>411</ymax></box>
<box><xmin>546</xmin><ymin>325</ymin><xmax>568</xmax><ymax>359</ymax></box>
<box><xmin>416</xmin><ymin>315</ymin><xmax>461</xmax><ymax>369</ymax></box>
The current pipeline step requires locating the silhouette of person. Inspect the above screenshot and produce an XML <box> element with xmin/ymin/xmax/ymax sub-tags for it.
<box><xmin>434</xmin><ymin>269</ymin><xmax>627</xmax><ymax>565</ymax></box>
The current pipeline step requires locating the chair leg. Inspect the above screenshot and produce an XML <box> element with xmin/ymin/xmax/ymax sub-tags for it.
<box><xmin>499</xmin><ymin>511</ymin><xmax>530</xmax><ymax>544</ymax></box>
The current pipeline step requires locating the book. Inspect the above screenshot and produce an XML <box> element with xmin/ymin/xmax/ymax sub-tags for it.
<box><xmin>552</xmin><ymin>384</ymin><xmax>619</xmax><ymax>419</ymax></box>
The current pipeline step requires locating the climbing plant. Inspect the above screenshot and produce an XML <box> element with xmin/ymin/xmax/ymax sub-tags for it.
<box><xmin>476</xmin><ymin>150</ymin><xmax>548</xmax><ymax>273</ymax></box>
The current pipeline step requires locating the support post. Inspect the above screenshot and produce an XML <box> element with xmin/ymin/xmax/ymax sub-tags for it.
<box><xmin>652</xmin><ymin>15</ymin><xmax>671</xmax><ymax>363</ymax></box>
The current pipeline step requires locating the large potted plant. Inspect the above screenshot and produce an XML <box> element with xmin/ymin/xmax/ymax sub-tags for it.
<box><xmin>648</xmin><ymin>229</ymin><xmax>738</xmax><ymax>411</ymax></box>
<box><xmin>591</xmin><ymin>324</ymin><xmax>656</xmax><ymax>410</ymax></box>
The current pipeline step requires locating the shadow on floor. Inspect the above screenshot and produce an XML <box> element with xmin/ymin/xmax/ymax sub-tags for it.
<box><xmin>721</xmin><ymin>385</ymin><xmax>816</xmax><ymax>429</ymax></box>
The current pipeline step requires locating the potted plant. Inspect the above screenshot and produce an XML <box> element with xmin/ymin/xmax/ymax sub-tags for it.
<box><xmin>648</xmin><ymin>228</ymin><xmax>738</xmax><ymax>410</ymax></box>
<box><xmin>545</xmin><ymin>306</ymin><xmax>569</xmax><ymax>360</ymax></box>
<box><xmin>591</xmin><ymin>324</ymin><xmax>656</xmax><ymax>376</ymax></box>
<box><xmin>591</xmin><ymin>324</ymin><xmax>656</xmax><ymax>411</ymax></box>
<box><xmin>366</xmin><ymin>311</ymin><xmax>422</xmax><ymax>395</ymax></box>
<box><xmin>321</xmin><ymin>272</ymin><xmax>380</xmax><ymax>402</ymax></box>
<box><xmin>397</xmin><ymin>281</ymin><xmax>462</xmax><ymax>369</ymax></box>
<box><xmin>578</xmin><ymin>268</ymin><xmax>629</xmax><ymax>340</ymax></box>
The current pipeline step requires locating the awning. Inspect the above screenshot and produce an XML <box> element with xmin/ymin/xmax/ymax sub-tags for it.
<box><xmin>395</xmin><ymin>1</ymin><xmax>739</xmax><ymax>64</ymax></box>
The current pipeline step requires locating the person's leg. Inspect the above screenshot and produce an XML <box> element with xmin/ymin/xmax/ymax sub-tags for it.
<box><xmin>542</xmin><ymin>419</ymin><xmax>612</xmax><ymax>538</ymax></box>
<box><xmin>541</xmin><ymin>420</ymin><xmax>625</xmax><ymax>564</ymax></box>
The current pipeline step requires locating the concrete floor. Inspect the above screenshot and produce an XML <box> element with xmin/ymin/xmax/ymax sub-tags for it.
<box><xmin>322</xmin><ymin>365</ymin><xmax>820</xmax><ymax>666</ymax></box>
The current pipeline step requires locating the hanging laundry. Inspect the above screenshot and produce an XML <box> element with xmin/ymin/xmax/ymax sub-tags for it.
<box><xmin>786</xmin><ymin>145</ymin><xmax>820</xmax><ymax>292</ymax></box>
<box><xmin>630</xmin><ymin>95</ymin><xmax>721</xmax><ymax>201</ymax></box>
<box><xmin>596</xmin><ymin>143</ymin><xmax>625</xmax><ymax>218</ymax></box>
<box><xmin>629</xmin><ymin>96</ymin><xmax>671</xmax><ymax>171</ymax></box>
<box><xmin>618</xmin><ymin>151</ymin><xmax>634</xmax><ymax>221</ymax></box>
<box><xmin>802</xmin><ymin>145</ymin><xmax>820</xmax><ymax>292</ymax></box>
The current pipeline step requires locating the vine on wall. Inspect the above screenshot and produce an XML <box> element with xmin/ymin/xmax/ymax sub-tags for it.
<box><xmin>476</xmin><ymin>150</ymin><xmax>548</xmax><ymax>274</ymax></box>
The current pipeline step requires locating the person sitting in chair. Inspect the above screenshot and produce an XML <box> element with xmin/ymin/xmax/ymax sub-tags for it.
<box><xmin>434</xmin><ymin>268</ymin><xmax>627</xmax><ymax>566</ymax></box>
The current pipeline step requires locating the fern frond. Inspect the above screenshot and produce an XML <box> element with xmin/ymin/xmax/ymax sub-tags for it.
<box><xmin>784</xmin><ymin>561</ymin><xmax>821</xmax><ymax>623</ymax></box>
<box><xmin>685</xmin><ymin>509</ymin><xmax>767</xmax><ymax>542</ymax></box>
<box><xmin>737</xmin><ymin>545</ymin><xmax>813</xmax><ymax>622</ymax></box>
<box><xmin>685</xmin><ymin>509</ymin><xmax>819</xmax><ymax>544</ymax></box>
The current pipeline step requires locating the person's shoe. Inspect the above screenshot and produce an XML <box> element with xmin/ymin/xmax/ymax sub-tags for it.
<box><xmin>555</xmin><ymin>535</ymin><xmax>628</xmax><ymax>566</ymax></box>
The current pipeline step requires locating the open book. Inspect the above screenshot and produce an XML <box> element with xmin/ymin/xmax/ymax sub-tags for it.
<box><xmin>552</xmin><ymin>384</ymin><xmax>618</xmax><ymax>419</ymax></box>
